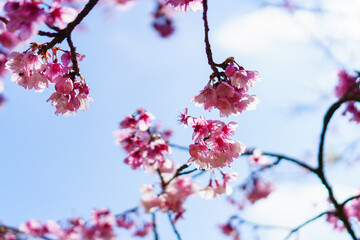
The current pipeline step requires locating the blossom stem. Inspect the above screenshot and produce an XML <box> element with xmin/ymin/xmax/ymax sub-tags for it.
<box><xmin>283</xmin><ymin>211</ymin><xmax>331</xmax><ymax>240</ymax></box>
<box><xmin>152</xmin><ymin>212</ymin><xmax>159</xmax><ymax>240</ymax></box>
<box><xmin>202</xmin><ymin>0</ymin><xmax>218</xmax><ymax>74</ymax></box>
<box><xmin>168</xmin><ymin>212</ymin><xmax>181</xmax><ymax>240</ymax></box>
<box><xmin>317</xmin><ymin>95</ymin><xmax>360</xmax><ymax>240</ymax></box>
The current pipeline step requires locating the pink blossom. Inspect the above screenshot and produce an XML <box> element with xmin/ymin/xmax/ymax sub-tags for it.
<box><xmin>19</xmin><ymin>219</ymin><xmax>46</xmax><ymax>238</ymax></box>
<box><xmin>152</xmin><ymin>2</ymin><xmax>174</xmax><ymax>38</ymax></box>
<box><xmin>4</xmin><ymin>0</ymin><xmax>46</xmax><ymax>40</ymax></box>
<box><xmin>46</xmin><ymin>1</ymin><xmax>78</xmax><ymax>29</ymax></box>
<box><xmin>6</xmin><ymin>51</ymin><xmax>50</xmax><ymax>92</ymax></box>
<box><xmin>334</xmin><ymin>70</ymin><xmax>360</xmax><ymax>123</ymax></box>
<box><xmin>218</xmin><ymin>223</ymin><xmax>241</xmax><ymax>240</ymax></box>
<box><xmin>248</xmin><ymin>149</ymin><xmax>269</xmax><ymax>165</ymax></box>
<box><xmin>245</xmin><ymin>178</ymin><xmax>275</xmax><ymax>204</ymax></box>
<box><xmin>116</xmin><ymin>216</ymin><xmax>136</xmax><ymax>229</ymax></box>
<box><xmin>165</xmin><ymin>0</ymin><xmax>203</xmax><ymax>12</ymax></box>
<box><xmin>133</xmin><ymin>223</ymin><xmax>152</xmax><ymax>237</ymax></box>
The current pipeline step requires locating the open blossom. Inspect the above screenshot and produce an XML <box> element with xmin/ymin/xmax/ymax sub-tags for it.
<box><xmin>335</xmin><ymin>70</ymin><xmax>360</xmax><ymax>123</ymax></box>
<box><xmin>165</xmin><ymin>0</ymin><xmax>203</xmax><ymax>12</ymax></box>
<box><xmin>193</xmin><ymin>63</ymin><xmax>260</xmax><ymax>117</ymax></box>
<box><xmin>6</xmin><ymin>51</ymin><xmax>49</xmax><ymax>92</ymax></box>
<box><xmin>182</xmin><ymin>111</ymin><xmax>245</xmax><ymax>170</ymax></box>
<box><xmin>46</xmin><ymin>0</ymin><xmax>78</xmax><ymax>29</ymax></box>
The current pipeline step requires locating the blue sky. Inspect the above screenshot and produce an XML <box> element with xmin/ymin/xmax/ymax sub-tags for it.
<box><xmin>1</xmin><ymin>0</ymin><xmax>360</xmax><ymax>239</ymax></box>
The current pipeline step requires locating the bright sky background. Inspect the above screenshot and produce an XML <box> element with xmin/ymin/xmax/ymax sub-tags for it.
<box><xmin>1</xmin><ymin>0</ymin><xmax>360</xmax><ymax>239</ymax></box>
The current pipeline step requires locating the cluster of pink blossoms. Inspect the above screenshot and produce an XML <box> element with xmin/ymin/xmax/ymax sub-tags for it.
<box><xmin>0</xmin><ymin>0</ymin><xmax>77</xmax><ymax>46</ymax></box>
<box><xmin>16</xmin><ymin>208</ymin><xmax>154</xmax><ymax>239</ymax></box>
<box><xmin>140</xmin><ymin>176</ymin><xmax>198</xmax><ymax>222</ymax></box>
<box><xmin>115</xmin><ymin>109</ymin><xmax>172</xmax><ymax>170</ymax></box>
<box><xmin>335</xmin><ymin>70</ymin><xmax>360</xmax><ymax>123</ymax></box>
<box><xmin>5</xmin><ymin>46</ymin><xmax>92</xmax><ymax>116</ymax></box>
<box><xmin>193</xmin><ymin>62</ymin><xmax>260</xmax><ymax>117</ymax></box>
<box><xmin>180</xmin><ymin>109</ymin><xmax>246</xmax><ymax>170</ymax></box>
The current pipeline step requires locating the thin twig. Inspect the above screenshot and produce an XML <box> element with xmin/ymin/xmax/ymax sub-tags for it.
<box><xmin>114</xmin><ymin>207</ymin><xmax>138</xmax><ymax>218</ymax></box>
<box><xmin>152</xmin><ymin>212</ymin><xmax>159</xmax><ymax>240</ymax></box>
<box><xmin>167</xmin><ymin>212</ymin><xmax>181</xmax><ymax>240</ymax></box>
<box><xmin>202</xmin><ymin>0</ymin><xmax>218</xmax><ymax>74</ymax></box>
<box><xmin>284</xmin><ymin>211</ymin><xmax>331</xmax><ymax>240</ymax></box>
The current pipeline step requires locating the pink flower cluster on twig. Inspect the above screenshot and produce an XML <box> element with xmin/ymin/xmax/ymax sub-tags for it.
<box><xmin>335</xmin><ymin>70</ymin><xmax>360</xmax><ymax>123</ymax></box>
<box><xmin>115</xmin><ymin>109</ymin><xmax>172</xmax><ymax>170</ymax></box>
<box><xmin>193</xmin><ymin>61</ymin><xmax>260</xmax><ymax>117</ymax></box>
<box><xmin>6</xmin><ymin>46</ymin><xmax>91</xmax><ymax>116</ymax></box>
<box><xmin>180</xmin><ymin>109</ymin><xmax>246</xmax><ymax>170</ymax></box>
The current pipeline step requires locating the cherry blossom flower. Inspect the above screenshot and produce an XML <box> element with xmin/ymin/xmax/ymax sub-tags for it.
<box><xmin>46</xmin><ymin>0</ymin><xmax>78</xmax><ymax>29</ymax></box>
<box><xmin>248</xmin><ymin>149</ymin><xmax>269</xmax><ymax>165</ymax></box>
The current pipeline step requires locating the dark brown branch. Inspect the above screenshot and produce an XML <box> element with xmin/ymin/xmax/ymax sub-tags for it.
<box><xmin>341</xmin><ymin>195</ymin><xmax>360</xmax><ymax>207</ymax></box>
<box><xmin>284</xmin><ymin>211</ymin><xmax>331</xmax><ymax>240</ymax></box>
<box><xmin>316</xmin><ymin>94</ymin><xmax>360</xmax><ymax>240</ymax></box>
<box><xmin>40</xmin><ymin>0</ymin><xmax>99</xmax><ymax>51</ymax></box>
<box><xmin>202</xmin><ymin>0</ymin><xmax>218</xmax><ymax>74</ymax></box>
<box><xmin>67</xmin><ymin>34</ymin><xmax>80</xmax><ymax>75</ymax></box>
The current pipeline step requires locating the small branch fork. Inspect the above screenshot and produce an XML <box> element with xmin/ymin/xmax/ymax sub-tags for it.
<box><xmin>38</xmin><ymin>0</ymin><xmax>99</xmax><ymax>75</ymax></box>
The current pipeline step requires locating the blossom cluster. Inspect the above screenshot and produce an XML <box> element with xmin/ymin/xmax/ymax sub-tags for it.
<box><xmin>193</xmin><ymin>61</ymin><xmax>260</xmax><ymax>117</ymax></box>
<box><xmin>335</xmin><ymin>70</ymin><xmax>360</xmax><ymax>123</ymax></box>
<box><xmin>180</xmin><ymin>109</ymin><xmax>246</xmax><ymax>170</ymax></box>
<box><xmin>0</xmin><ymin>0</ymin><xmax>77</xmax><ymax>47</ymax></box>
<box><xmin>115</xmin><ymin>109</ymin><xmax>172</xmax><ymax>170</ymax></box>
<box><xmin>5</xmin><ymin>46</ymin><xmax>91</xmax><ymax>116</ymax></box>
<box><xmin>152</xmin><ymin>2</ymin><xmax>175</xmax><ymax>38</ymax></box>
<box><xmin>14</xmin><ymin>208</ymin><xmax>154</xmax><ymax>239</ymax></box>
<box><xmin>140</xmin><ymin>176</ymin><xmax>198</xmax><ymax>222</ymax></box>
